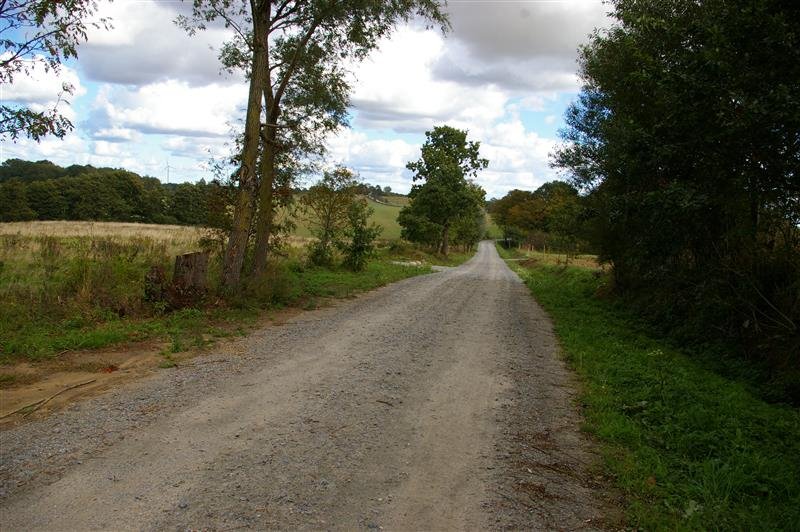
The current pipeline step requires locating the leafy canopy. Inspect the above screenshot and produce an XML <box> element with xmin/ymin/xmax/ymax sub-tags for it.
<box><xmin>1</xmin><ymin>0</ymin><xmax>109</xmax><ymax>141</ymax></box>
<box><xmin>553</xmin><ymin>0</ymin><xmax>800</xmax><ymax>368</ymax></box>
<box><xmin>400</xmin><ymin>125</ymin><xmax>488</xmax><ymax>253</ymax></box>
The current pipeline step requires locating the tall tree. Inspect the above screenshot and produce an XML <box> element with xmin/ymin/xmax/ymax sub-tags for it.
<box><xmin>180</xmin><ymin>0</ymin><xmax>449</xmax><ymax>288</ymax></box>
<box><xmin>553</xmin><ymin>0</ymin><xmax>800</xmax><ymax>365</ymax></box>
<box><xmin>300</xmin><ymin>166</ymin><xmax>358</xmax><ymax>266</ymax></box>
<box><xmin>401</xmin><ymin>125</ymin><xmax>488</xmax><ymax>256</ymax></box>
<box><xmin>1</xmin><ymin>0</ymin><xmax>108</xmax><ymax>141</ymax></box>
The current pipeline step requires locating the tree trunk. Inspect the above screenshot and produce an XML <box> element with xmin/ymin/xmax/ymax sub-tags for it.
<box><xmin>221</xmin><ymin>6</ymin><xmax>269</xmax><ymax>290</ymax></box>
<box><xmin>252</xmin><ymin>116</ymin><xmax>277</xmax><ymax>276</ymax></box>
<box><xmin>441</xmin><ymin>223</ymin><xmax>450</xmax><ymax>256</ymax></box>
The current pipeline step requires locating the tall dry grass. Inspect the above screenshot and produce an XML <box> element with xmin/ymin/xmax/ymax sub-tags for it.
<box><xmin>0</xmin><ymin>222</ymin><xmax>217</xmax><ymax>360</ymax></box>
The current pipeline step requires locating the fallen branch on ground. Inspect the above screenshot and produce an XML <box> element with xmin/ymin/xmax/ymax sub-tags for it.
<box><xmin>21</xmin><ymin>379</ymin><xmax>98</xmax><ymax>418</ymax></box>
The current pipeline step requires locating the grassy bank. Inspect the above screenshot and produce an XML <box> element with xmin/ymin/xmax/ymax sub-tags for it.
<box><xmin>498</xmin><ymin>245</ymin><xmax>800</xmax><ymax>530</ymax></box>
<box><xmin>0</xmin><ymin>222</ymin><xmax>470</xmax><ymax>370</ymax></box>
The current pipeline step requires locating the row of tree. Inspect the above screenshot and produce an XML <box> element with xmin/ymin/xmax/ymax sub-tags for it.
<box><xmin>553</xmin><ymin>0</ymin><xmax>799</xmax><ymax>371</ymax></box>
<box><xmin>0</xmin><ymin>160</ymin><xmax>213</xmax><ymax>225</ymax></box>
<box><xmin>488</xmin><ymin>181</ymin><xmax>586</xmax><ymax>254</ymax></box>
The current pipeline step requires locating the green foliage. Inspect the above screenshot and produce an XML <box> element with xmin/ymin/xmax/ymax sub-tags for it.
<box><xmin>450</xmin><ymin>206</ymin><xmax>486</xmax><ymax>251</ymax></box>
<box><xmin>1</xmin><ymin>0</ymin><xmax>108</xmax><ymax>141</ymax></box>
<box><xmin>301</xmin><ymin>167</ymin><xmax>359</xmax><ymax>266</ymax></box>
<box><xmin>400</xmin><ymin>125</ymin><xmax>488</xmax><ymax>255</ymax></box>
<box><xmin>0</xmin><ymin>179</ymin><xmax>36</xmax><ymax>221</ymax></box>
<box><xmin>553</xmin><ymin>0</ymin><xmax>800</xmax><ymax>369</ymax></box>
<box><xmin>502</xmin><ymin>250</ymin><xmax>800</xmax><ymax>530</ymax></box>
<box><xmin>339</xmin><ymin>198</ymin><xmax>382</xmax><ymax>271</ymax></box>
<box><xmin>292</xmin><ymin>196</ymin><xmax>403</xmax><ymax>240</ymax></box>
<box><xmin>489</xmin><ymin>181</ymin><xmax>588</xmax><ymax>253</ymax></box>
<box><xmin>397</xmin><ymin>206</ymin><xmax>441</xmax><ymax>248</ymax></box>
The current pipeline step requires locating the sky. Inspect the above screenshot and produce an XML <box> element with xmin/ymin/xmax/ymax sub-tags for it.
<box><xmin>0</xmin><ymin>0</ymin><xmax>611</xmax><ymax>199</ymax></box>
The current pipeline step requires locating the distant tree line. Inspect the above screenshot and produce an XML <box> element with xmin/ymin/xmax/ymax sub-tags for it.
<box><xmin>550</xmin><ymin>0</ymin><xmax>799</xmax><ymax>379</ymax></box>
<box><xmin>489</xmin><ymin>181</ymin><xmax>589</xmax><ymax>255</ymax></box>
<box><xmin>0</xmin><ymin>159</ymin><xmax>216</xmax><ymax>225</ymax></box>
<box><xmin>0</xmin><ymin>159</ymin><xmax>408</xmax><ymax>229</ymax></box>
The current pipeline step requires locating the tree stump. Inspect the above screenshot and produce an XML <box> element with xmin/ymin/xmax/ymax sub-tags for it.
<box><xmin>173</xmin><ymin>251</ymin><xmax>209</xmax><ymax>291</ymax></box>
<box><xmin>167</xmin><ymin>252</ymin><xmax>209</xmax><ymax>308</ymax></box>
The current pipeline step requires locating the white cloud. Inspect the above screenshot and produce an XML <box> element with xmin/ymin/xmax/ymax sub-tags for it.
<box><xmin>87</xmin><ymin>80</ymin><xmax>247</xmax><ymax>138</ymax></box>
<box><xmin>1</xmin><ymin>56</ymin><xmax>85</xmax><ymax>104</ymax></box>
<box><xmin>79</xmin><ymin>0</ymin><xmax>239</xmax><ymax>87</ymax></box>
<box><xmin>325</xmin><ymin>129</ymin><xmax>419</xmax><ymax>191</ymax></box>
<box><xmin>1</xmin><ymin>54</ymin><xmax>85</xmax><ymax>126</ymax></box>
<box><xmin>349</xmin><ymin>27</ymin><xmax>509</xmax><ymax>133</ymax></box>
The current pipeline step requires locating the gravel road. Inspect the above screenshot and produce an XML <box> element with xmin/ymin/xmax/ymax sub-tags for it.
<box><xmin>0</xmin><ymin>241</ymin><xmax>611</xmax><ymax>530</ymax></box>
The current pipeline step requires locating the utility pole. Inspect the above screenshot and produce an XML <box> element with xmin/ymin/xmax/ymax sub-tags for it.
<box><xmin>165</xmin><ymin>160</ymin><xmax>172</xmax><ymax>184</ymax></box>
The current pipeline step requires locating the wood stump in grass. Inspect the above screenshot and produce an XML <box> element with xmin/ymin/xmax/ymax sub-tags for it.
<box><xmin>144</xmin><ymin>252</ymin><xmax>209</xmax><ymax>309</ymax></box>
<box><xmin>168</xmin><ymin>251</ymin><xmax>209</xmax><ymax>308</ymax></box>
<box><xmin>173</xmin><ymin>251</ymin><xmax>209</xmax><ymax>292</ymax></box>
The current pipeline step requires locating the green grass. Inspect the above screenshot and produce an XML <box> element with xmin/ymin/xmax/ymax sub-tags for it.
<box><xmin>498</xmin><ymin>244</ymin><xmax>800</xmax><ymax>530</ymax></box>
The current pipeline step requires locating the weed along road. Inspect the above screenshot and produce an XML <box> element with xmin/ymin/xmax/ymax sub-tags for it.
<box><xmin>0</xmin><ymin>241</ymin><xmax>609</xmax><ymax>530</ymax></box>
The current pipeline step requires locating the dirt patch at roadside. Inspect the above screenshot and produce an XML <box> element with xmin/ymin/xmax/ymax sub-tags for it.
<box><xmin>0</xmin><ymin>306</ymin><xmax>312</xmax><ymax>426</ymax></box>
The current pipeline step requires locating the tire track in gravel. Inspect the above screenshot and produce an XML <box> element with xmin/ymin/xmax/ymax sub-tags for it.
<box><xmin>0</xmin><ymin>241</ymin><xmax>612</xmax><ymax>530</ymax></box>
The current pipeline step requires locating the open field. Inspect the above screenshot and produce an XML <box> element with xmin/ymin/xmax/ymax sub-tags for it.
<box><xmin>0</xmin><ymin>221</ymin><xmax>204</xmax><ymax>253</ymax></box>
<box><xmin>498</xmin><ymin>244</ymin><xmax>800</xmax><ymax>530</ymax></box>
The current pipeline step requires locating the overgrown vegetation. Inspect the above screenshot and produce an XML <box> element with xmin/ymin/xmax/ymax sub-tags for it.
<box><xmin>499</xmin><ymin>245</ymin><xmax>800</xmax><ymax>530</ymax></box>
<box><xmin>550</xmin><ymin>0</ymin><xmax>799</xmax><ymax>391</ymax></box>
<box><xmin>300</xmin><ymin>167</ymin><xmax>381</xmax><ymax>269</ymax></box>
<box><xmin>0</xmin><ymin>224</ymin><xmax>464</xmax><ymax>365</ymax></box>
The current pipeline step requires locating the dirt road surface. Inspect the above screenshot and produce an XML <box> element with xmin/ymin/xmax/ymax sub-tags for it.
<box><xmin>0</xmin><ymin>241</ymin><xmax>611</xmax><ymax>530</ymax></box>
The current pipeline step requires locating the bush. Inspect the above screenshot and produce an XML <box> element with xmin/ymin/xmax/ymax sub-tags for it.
<box><xmin>339</xmin><ymin>199</ymin><xmax>382</xmax><ymax>271</ymax></box>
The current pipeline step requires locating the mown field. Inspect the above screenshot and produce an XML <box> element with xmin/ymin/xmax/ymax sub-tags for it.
<box><xmin>0</xmin><ymin>221</ymin><xmax>471</xmax><ymax>385</ymax></box>
<box><xmin>498</xmin><ymin>244</ymin><xmax>800</xmax><ymax>530</ymax></box>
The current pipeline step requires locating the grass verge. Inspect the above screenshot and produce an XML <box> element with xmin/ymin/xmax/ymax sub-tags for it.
<box><xmin>0</xmin><ymin>259</ymin><xmax>432</xmax><ymax>368</ymax></box>
<box><xmin>498</xmin><ymin>244</ymin><xmax>800</xmax><ymax>530</ymax></box>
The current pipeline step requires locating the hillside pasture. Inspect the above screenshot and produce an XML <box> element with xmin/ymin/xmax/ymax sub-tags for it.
<box><xmin>292</xmin><ymin>196</ymin><xmax>404</xmax><ymax>240</ymax></box>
